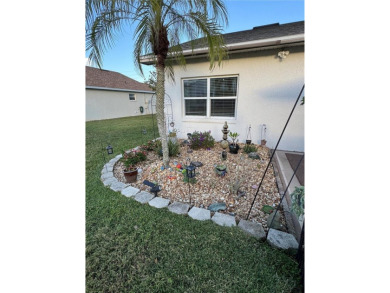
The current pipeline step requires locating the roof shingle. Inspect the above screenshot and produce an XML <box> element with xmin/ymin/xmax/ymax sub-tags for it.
<box><xmin>180</xmin><ymin>21</ymin><xmax>304</xmax><ymax>50</ymax></box>
<box><xmin>86</xmin><ymin>66</ymin><xmax>153</xmax><ymax>92</ymax></box>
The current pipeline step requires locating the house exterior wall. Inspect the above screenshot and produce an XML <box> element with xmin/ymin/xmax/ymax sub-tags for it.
<box><xmin>86</xmin><ymin>89</ymin><xmax>154</xmax><ymax>121</ymax></box>
<box><xmin>164</xmin><ymin>46</ymin><xmax>304</xmax><ymax>152</ymax></box>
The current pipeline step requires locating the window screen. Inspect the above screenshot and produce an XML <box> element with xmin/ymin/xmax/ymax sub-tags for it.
<box><xmin>210</xmin><ymin>77</ymin><xmax>237</xmax><ymax>97</ymax></box>
<box><xmin>211</xmin><ymin>99</ymin><xmax>236</xmax><ymax>117</ymax></box>
<box><xmin>184</xmin><ymin>79</ymin><xmax>207</xmax><ymax>97</ymax></box>
<box><xmin>185</xmin><ymin>99</ymin><xmax>207</xmax><ymax>116</ymax></box>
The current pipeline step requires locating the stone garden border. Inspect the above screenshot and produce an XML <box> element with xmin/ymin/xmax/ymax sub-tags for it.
<box><xmin>100</xmin><ymin>153</ymin><xmax>298</xmax><ymax>250</ymax></box>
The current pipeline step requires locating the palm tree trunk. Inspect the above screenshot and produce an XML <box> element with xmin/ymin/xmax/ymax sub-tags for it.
<box><xmin>156</xmin><ymin>61</ymin><xmax>169</xmax><ymax>167</ymax></box>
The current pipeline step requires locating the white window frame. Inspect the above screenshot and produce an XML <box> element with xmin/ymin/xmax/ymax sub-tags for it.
<box><xmin>182</xmin><ymin>75</ymin><xmax>238</xmax><ymax>120</ymax></box>
<box><xmin>129</xmin><ymin>93</ymin><xmax>136</xmax><ymax>101</ymax></box>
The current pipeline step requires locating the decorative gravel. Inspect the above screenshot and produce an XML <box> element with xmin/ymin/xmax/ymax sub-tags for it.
<box><xmin>113</xmin><ymin>141</ymin><xmax>284</xmax><ymax>232</ymax></box>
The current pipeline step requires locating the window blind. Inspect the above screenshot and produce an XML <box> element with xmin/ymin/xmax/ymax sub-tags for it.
<box><xmin>185</xmin><ymin>99</ymin><xmax>207</xmax><ymax>116</ymax></box>
<box><xmin>211</xmin><ymin>99</ymin><xmax>236</xmax><ymax>117</ymax></box>
<box><xmin>210</xmin><ymin>77</ymin><xmax>237</xmax><ymax>97</ymax></box>
<box><xmin>184</xmin><ymin>79</ymin><xmax>207</xmax><ymax>97</ymax></box>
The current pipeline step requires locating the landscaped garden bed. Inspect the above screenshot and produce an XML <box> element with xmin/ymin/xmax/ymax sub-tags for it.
<box><xmin>113</xmin><ymin>138</ymin><xmax>285</xmax><ymax>232</ymax></box>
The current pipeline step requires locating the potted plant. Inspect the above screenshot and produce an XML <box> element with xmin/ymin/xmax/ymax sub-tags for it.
<box><xmin>228</xmin><ymin>132</ymin><xmax>240</xmax><ymax>154</ymax></box>
<box><xmin>215</xmin><ymin>164</ymin><xmax>227</xmax><ymax>176</ymax></box>
<box><xmin>121</xmin><ymin>149</ymin><xmax>147</xmax><ymax>183</ymax></box>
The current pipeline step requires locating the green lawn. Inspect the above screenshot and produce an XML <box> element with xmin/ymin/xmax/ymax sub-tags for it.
<box><xmin>86</xmin><ymin>115</ymin><xmax>301</xmax><ymax>292</ymax></box>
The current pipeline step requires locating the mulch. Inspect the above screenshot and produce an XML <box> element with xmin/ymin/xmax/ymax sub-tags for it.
<box><xmin>285</xmin><ymin>153</ymin><xmax>304</xmax><ymax>186</ymax></box>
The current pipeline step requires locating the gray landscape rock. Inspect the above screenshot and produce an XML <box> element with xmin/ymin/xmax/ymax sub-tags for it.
<box><xmin>102</xmin><ymin>163</ymin><xmax>114</xmax><ymax>174</ymax></box>
<box><xmin>101</xmin><ymin>172</ymin><xmax>114</xmax><ymax>181</ymax></box>
<box><xmin>110</xmin><ymin>181</ymin><xmax>128</xmax><ymax>192</ymax></box>
<box><xmin>168</xmin><ymin>202</ymin><xmax>190</xmax><ymax>215</ymax></box>
<box><xmin>148</xmin><ymin>197</ymin><xmax>170</xmax><ymax>208</ymax></box>
<box><xmin>188</xmin><ymin>207</ymin><xmax>211</xmax><ymax>221</ymax></box>
<box><xmin>191</xmin><ymin>161</ymin><xmax>203</xmax><ymax>167</ymax></box>
<box><xmin>103</xmin><ymin>177</ymin><xmax>117</xmax><ymax>187</ymax></box>
<box><xmin>248</xmin><ymin>152</ymin><xmax>261</xmax><ymax>160</ymax></box>
<box><xmin>109</xmin><ymin>158</ymin><xmax>118</xmax><ymax>165</ymax></box>
<box><xmin>208</xmin><ymin>202</ymin><xmax>227</xmax><ymax>212</ymax></box>
<box><xmin>211</xmin><ymin>212</ymin><xmax>236</xmax><ymax>227</ymax></box>
<box><xmin>267</xmin><ymin>210</ymin><xmax>285</xmax><ymax>231</ymax></box>
<box><xmin>238</xmin><ymin>219</ymin><xmax>266</xmax><ymax>240</ymax></box>
<box><xmin>267</xmin><ymin>228</ymin><xmax>298</xmax><ymax>250</ymax></box>
<box><xmin>133</xmin><ymin>191</ymin><xmax>155</xmax><ymax>204</ymax></box>
<box><xmin>121</xmin><ymin>186</ymin><xmax>140</xmax><ymax>197</ymax></box>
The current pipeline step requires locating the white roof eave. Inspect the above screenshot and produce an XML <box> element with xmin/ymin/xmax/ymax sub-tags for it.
<box><xmin>140</xmin><ymin>33</ymin><xmax>304</xmax><ymax>64</ymax></box>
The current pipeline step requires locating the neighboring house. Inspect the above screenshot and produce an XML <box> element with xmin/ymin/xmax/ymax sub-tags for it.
<box><xmin>86</xmin><ymin>66</ymin><xmax>155</xmax><ymax>121</ymax></box>
<box><xmin>141</xmin><ymin>21</ymin><xmax>304</xmax><ymax>151</ymax></box>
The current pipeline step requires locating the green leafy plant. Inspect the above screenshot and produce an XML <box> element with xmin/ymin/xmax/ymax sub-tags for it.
<box><xmin>155</xmin><ymin>139</ymin><xmax>180</xmax><ymax>157</ymax></box>
<box><xmin>229</xmin><ymin>132</ymin><xmax>239</xmax><ymax>147</ymax></box>
<box><xmin>190</xmin><ymin>130</ymin><xmax>215</xmax><ymax>150</ymax></box>
<box><xmin>140</xmin><ymin>140</ymin><xmax>157</xmax><ymax>151</ymax></box>
<box><xmin>291</xmin><ymin>186</ymin><xmax>305</xmax><ymax>218</ymax></box>
<box><xmin>243</xmin><ymin>144</ymin><xmax>257</xmax><ymax>153</ymax></box>
<box><xmin>121</xmin><ymin>149</ymin><xmax>147</xmax><ymax>170</ymax></box>
<box><xmin>229</xmin><ymin>176</ymin><xmax>244</xmax><ymax>195</ymax></box>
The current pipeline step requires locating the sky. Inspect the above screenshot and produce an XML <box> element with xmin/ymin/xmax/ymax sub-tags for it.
<box><xmin>85</xmin><ymin>0</ymin><xmax>304</xmax><ymax>83</ymax></box>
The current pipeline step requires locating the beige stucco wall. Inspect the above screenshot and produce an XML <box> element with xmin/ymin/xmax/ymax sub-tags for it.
<box><xmin>86</xmin><ymin>89</ymin><xmax>154</xmax><ymax>121</ymax></box>
<box><xmin>164</xmin><ymin>46</ymin><xmax>304</xmax><ymax>152</ymax></box>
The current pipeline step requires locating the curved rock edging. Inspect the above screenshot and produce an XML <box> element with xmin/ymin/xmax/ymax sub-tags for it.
<box><xmin>100</xmin><ymin>152</ymin><xmax>298</xmax><ymax>249</ymax></box>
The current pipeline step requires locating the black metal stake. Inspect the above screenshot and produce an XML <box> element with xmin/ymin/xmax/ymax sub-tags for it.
<box><xmin>296</xmin><ymin>221</ymin><xmax>305</xmax><ymax>291</ymax></box>
<box><xmin>246</xmin><ymin>84</ymin><xmax>305</xmax><ymax>220</ymax></box>
<box><xmin>188</xmin><ymin>182</ymin><xmax>191</xmax><ymax>205</ymax></box>
<box><xmin>266</xmin><ymin>154</ymin><xmax>304</xmax><ymax>238</ymax></box>
<box><xmin>101</xmin><ymin>142</ymin><xmax>107</xmax><ymax>172</ymax></box>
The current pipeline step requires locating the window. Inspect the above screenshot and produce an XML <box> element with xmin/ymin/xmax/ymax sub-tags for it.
<box><xmin>129</xmin><ymin>93</ymin><xmax>136</xmax><ymax>101</ymax></box>
<box><xmin>183</xmin><ymin>76</ymin><xmax>238</xmax><ymax>118</ymax></box>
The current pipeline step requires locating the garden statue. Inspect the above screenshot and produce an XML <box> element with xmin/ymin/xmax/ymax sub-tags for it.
<box><xmin>221</xmin><ymin>121</ymin><xmax>229</xmax><ymax>149</ymax></box>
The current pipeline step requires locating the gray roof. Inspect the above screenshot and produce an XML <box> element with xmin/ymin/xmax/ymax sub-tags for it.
<box><xmin>86</xmin><ymin>66</ymin><xmax>153</xmax><ymax>92</ymax></box>
<box><xmin>180</xmin><ymin>21</ymin><xmax>304</xmax><ymax>50</ymax></box>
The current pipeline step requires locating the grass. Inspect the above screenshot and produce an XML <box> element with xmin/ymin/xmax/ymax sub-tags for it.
<box><xmin>86</xmin><ymin>114</ymin><xmax>302</xmax><ymax>292</ymax></box>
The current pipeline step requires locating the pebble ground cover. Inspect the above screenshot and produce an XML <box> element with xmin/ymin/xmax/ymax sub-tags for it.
<box><xmin>86</xmin><ymin>115</ymin><xmax>301</xmax><ymax>292</ymax></box>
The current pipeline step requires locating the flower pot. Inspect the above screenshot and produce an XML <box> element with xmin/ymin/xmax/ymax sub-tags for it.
<box><xmin>229</xmin><ymin>144</ymin><xmax>240</xmax><ymax>154</ymax></box>
<box><xmin>246</xmin><ymin>140</ymin><xmax>252</xmax><ymax>145</ymax></box>
<box><xmin>215</xmin><ymin>165</ymin><xmax>227</xmax><ymax>177</ymax></box>
<box><xmin>123</xmin><ymin>168</ymin><xmax>138</xmax><ymax>183</ymax></box>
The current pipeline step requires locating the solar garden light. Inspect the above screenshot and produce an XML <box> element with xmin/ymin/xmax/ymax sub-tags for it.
<box><xmin>185</xmin><ymin>165</ymin><xmax>196</xmax><ymax>205</ymax></box>
<box><xmin>106</xmin><ymin>145</ymin><xmax>113</xmax><ymax>155</ymax></box>
<box><xmin>101</xmin><ymin>144</ymin><xmax>113</xmax><ymax>172</ymax></box>
<box><xmin>221</xmin><ymin>150</ymin><xmax>227</xmax><ymax>160</ymax></box>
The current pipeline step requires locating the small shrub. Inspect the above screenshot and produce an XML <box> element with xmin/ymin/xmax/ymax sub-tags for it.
<box><xmin>243</xmin><ymin>144</ymin><xmax>257</xmax><ymax>153</ymax></box>
<box><xmin>121</xmin><ymin>149</ymin><xmax>147</xmax><ymax>170</ymax></box>
<box><xmin>229</xmin><ymin>132</ymin><xmax>239</xmax><ymax>147</ymax></box>
<box><xmin>140</xmin><ymin>140</ymin><xmax>157</xmax><ymax>151</ymax></box>
<box><xmin>291</xmin><ymin>186</ymin><xmax>304</xmax><ymax>218</ymax></box>
<box><xmin>190</xmin><ymin>130</ymin><xmax>215</xmax><ymax>150</ymax></box>
<box><xmin>155</xmin><ymin>139</ymin><xmax>180</xmax><ymax>157</ymax></box>
<box><xmin>229</xmin><ymin>175</ymin><xmax>244</xmax><ymax>195</ymax></box>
